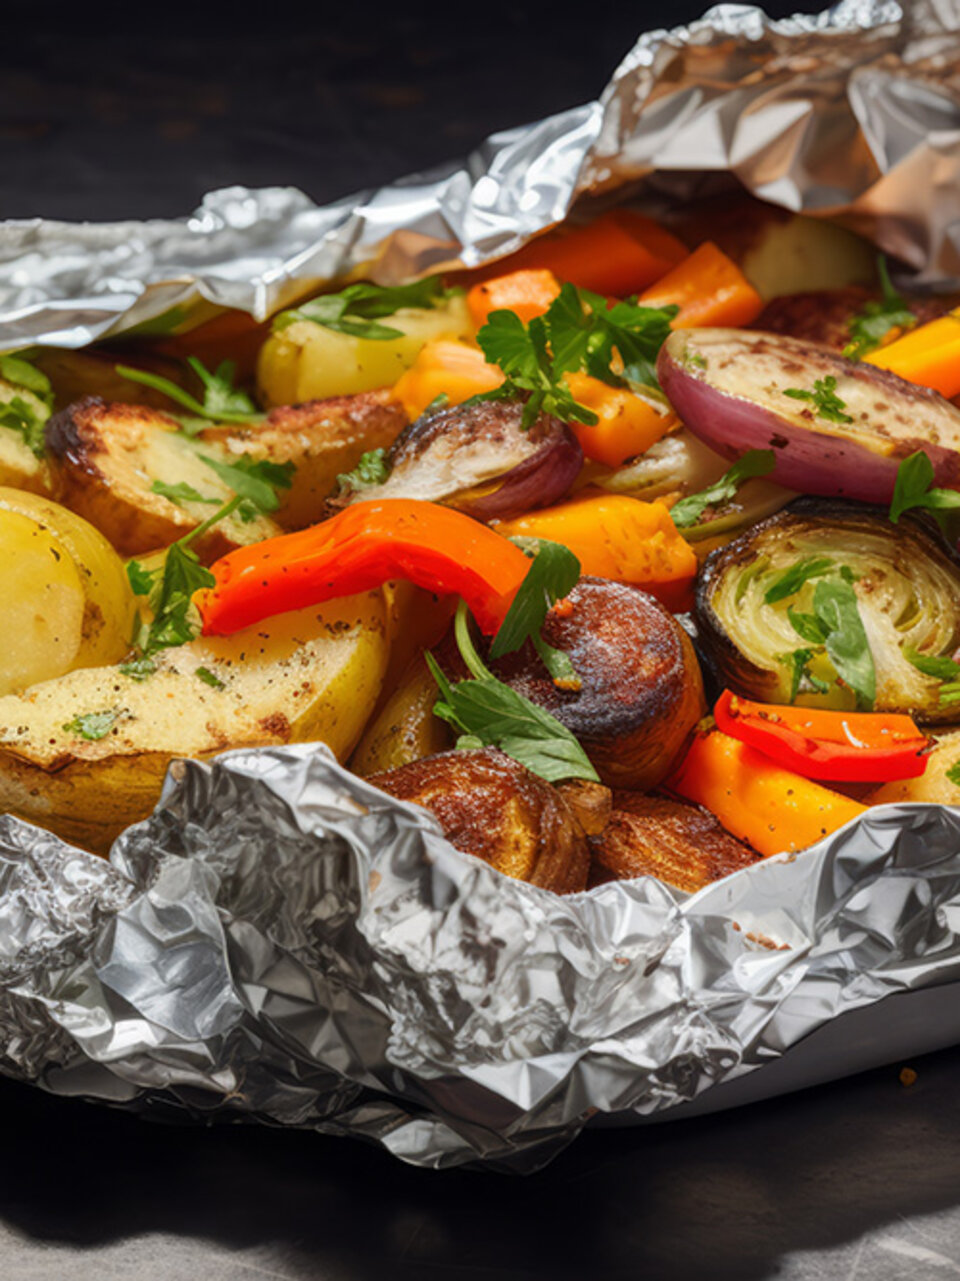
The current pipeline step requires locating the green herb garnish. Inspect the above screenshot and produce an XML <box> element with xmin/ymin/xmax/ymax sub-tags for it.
<box><xmin>115</xmin><ymin>357</ymin><xmax>262</xmax><ymax>425</ymax></box>
<box><xmin>0</xmin><ymin>397</ymin><xmax>48</xmax><ymax>458</ymax></box>
<box><xmin>946</xmin><ymin>761</ymin><xmax>960</xmax><ymax>787</ymax></box>
<box><xmin>787</xmin><ymin>577</ymin><xmax>875</xmax><ymax>709</ymax></box>
<box><xmin>669</xmin><ymin>449</ymin><xmax>776</xmax><ymax>530</ymax></box>
<box><xmin>118</xmin><ymin>657</ymin><xmax>157</xmax><ymax>682</ymax></box>
<box><xmin>198</xmin><ymin>455</ymin><xmax>294</xmax><ymax>514</ymax></box>
<box><xmin>778</xmin><ymin>647</ymin><xmax>830</xmax><ymax>701</ymax></box>
<box><xmin>889</xmin><ymin>451</ymin><xmax>960</xmax><ymax>530</ymax></box>
<box><xmin>489</xmin><ymin>538</ymin><xmax>581</xmax><ymax>689</ymax></box>
<box><xmin>61</xmin><ymin>710</ymin><xmax>118</xmax><ymax>741</ymax></box>
<box><xmin>272</xmin><ymin>276</ymin><xmax>457</xmax><ymax>340</ymax></box>
<box><xmin>903</xmin><ymin>646</ymin><xmax>960</xmax><ymax>681</ymax></box>
<box><xmin>425</xmin><ymin>602</ymin><xmax>598</xmax><ymax>785</ymax></box>
<box><xmin>150</xmin><ymin>480</ymin><xmax>221</xmax><ymax>507</ymax></box>
<box><xmin>0</xmin><ymin>354</ymin><xmax>53</xmax><ymax>406</ymax></box>
<box><xmin>337</xmin><ymin>447</ymin><xmax>391</xmax><ymax>493</ymax></box>
<box><xmin>196</xmin><ymin>666</ymin><xmax>225</xmax><ymax>689</ymax></box>
<box><xmin>843</xmin><ymin>257</ymin><xmax>916</xmax><ymax>361</ymax></box>
<box><xmin>783</xmin><ymin>375</ymin><xmax>853</xmax><ymax>425</ymax></box>
<box><xmin>763</xmin><ymin>557</ymin><xmax>836</xmax><ymax>604</ymax></box>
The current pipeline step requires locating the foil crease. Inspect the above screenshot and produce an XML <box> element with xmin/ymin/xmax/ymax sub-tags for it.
<box><xmin>2</xmin><ymin>1</ymin><xmax>960</xmax><ymax>1170</ymax></box>
<box><xmin>3</xmin><ymin>1</ymin><xmax>960</xmax><ymax>353</ymax></box>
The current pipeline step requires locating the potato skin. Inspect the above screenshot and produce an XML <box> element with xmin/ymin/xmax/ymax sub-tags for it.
<box><xmin>350</xmin><ymin>654</ymin><xmax>452</xmax><ymax>777</ymax></box>
<box><xmin>482</xmin><ymin>577</ymin><xmax>706</xmax><ymax>790</ymax></box>
<box><xmin>0</xmin><ymin>591</ymin><xmax>389</xmax><ymax>855</ymax></box>
<box><xmin>370</xmin><ymin>748</ymin><xmax>590</xmax><ymax>893</ymax></box>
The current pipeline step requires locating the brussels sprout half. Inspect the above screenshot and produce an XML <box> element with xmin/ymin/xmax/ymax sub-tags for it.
<box><xmin>695</xmin><ymin>498</ymin><xmax>960</xmax><ymax>723</ymax></box>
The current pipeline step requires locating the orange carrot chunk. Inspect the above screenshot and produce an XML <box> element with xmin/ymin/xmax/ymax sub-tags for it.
<box><xmin>864</xmin><ymin>309</ymin><xmax>960</xmax><ymax>399</ymax></box>
<box><xmin>392</xmin><ymin>340</ymin><xmax>503</xmax><ymax>420</ymax></box>
<box><xmin>639</xmin><ymin>241</ymin><xmax>763</xmax><ymax>329</ymax></box>
<box><xmin>564</xmin><ymin>372</ymin><xmax>677</xmax><ymax>467</ymax></box>
<box><xmin>467</xmin><ymin>269</ymin><xmax>561</xmax><ymax>329</ymax></box>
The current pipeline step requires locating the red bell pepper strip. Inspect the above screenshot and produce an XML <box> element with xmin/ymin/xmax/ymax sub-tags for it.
<box><xmin>196</xmin><ymin>498</ymin><xmax>533</xmax><ymax>637</ymax></box>
<box><xmin>713</xmin><ymin>689</ymin><xmax>930</xmax><ymax>783</ymax></box>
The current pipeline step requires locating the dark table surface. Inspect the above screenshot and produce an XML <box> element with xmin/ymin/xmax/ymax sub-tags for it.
<box><xmin>4</xmin><ymin>4</ymin><xmax>960</xmax><ymax>1278</ymax></box>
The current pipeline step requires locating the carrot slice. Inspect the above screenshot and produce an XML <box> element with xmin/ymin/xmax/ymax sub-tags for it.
<box><xmin>467</xmin><ymin>269</ymin><xmax>561</xmax><ymax>328</ymax></box>
<box><xmin>392</xmin><ymin>340</ymin><xmax>502</xmax><ymax>419</ymax></box>
<box><xmin>639</xmin><ymin>241</ymin><xmax>763</xmax><ymax>329</ymax></box>
<box><xmin>864</xmin><ymin>309</ymin><xmax>960</xmax><ymax>399</ymax></box>
<box><xmin>564</xmin><ymin>372</ymin><xmax>677</xmax><ymax>467</ymax></box>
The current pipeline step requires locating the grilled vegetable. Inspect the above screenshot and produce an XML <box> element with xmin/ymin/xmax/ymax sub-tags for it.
<box><xmin>589</xmin><ymin>792</ymin><xmax>759</xmax><ymax>893</ymax></box>
<box><xmin>330</xmin><ymin>398</ymin><xmax>582</xmax><ymax>521</ymax></box>
<box><xmin>657</xmin><ymin>328</ymin><xmax>960</xmax><ymax>503</ymax></box>
<box><xmin>696</xmin><ymin>499</ymin><xmax>960</xmax><ymax>721</ymax></box>
<box><xmin>44</xmin><ymin>391</ymin><xmax>407</xmax><ymax>556</ymax></box>
<box><xmin>369</xmin><ymin>747</ymin><xmax>590</xmax><ymax>893</ymax></box>
<box><xmin>257</xmin><ymin>292</ymin><xmax>473</xmax><ymax>405</ymax></box>
<box><xmin>477</xmin><ymin>576</ymin><xmax>705</xmax><ymax>790</ymax></box>
<box><xmin>350</xmin><ymin>654</ymin><xmax>452</xmax><ymax>776</ymax></box>
<box><xmin>0</xmin><ymin>591</ymin><xmax>389</xmax><ymax>855</ymax></box>
<box><xmin>866</xmin><ymin>729</ymin><xmax>960</xmax><ymax>807</ymax></box>
<box><xmin>0</xmin><ymin>488</ymin><xmax>135</xmax><ymax>696</ymax></box>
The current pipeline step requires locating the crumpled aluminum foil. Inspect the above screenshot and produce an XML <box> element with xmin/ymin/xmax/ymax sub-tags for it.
<box><xmin>3</xmin><ymin>0</ymin><xmax>960</xmax><ymax>1170</ymax></box>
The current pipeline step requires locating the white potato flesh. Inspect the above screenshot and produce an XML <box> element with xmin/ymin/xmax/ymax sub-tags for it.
<box><xmin>257</xmin><ymin>296</ymin><xmax>474</xmax><ymax>405</ymax></box>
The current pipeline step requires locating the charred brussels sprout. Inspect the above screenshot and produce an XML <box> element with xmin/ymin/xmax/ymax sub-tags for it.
<box><xmin>695</xmin><ymin>498</ymin><xmax>960</xmax><ymax>722</ymax></box>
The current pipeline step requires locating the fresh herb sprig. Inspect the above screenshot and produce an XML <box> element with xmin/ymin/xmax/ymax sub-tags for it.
<box><xmin>843</xmin><ymin>257</ymin><xmax>916</xmax><ymax>361</ymax></box>
<box><xmin>786</xmin><ymin>577</ymin><xmax>875</xmax><ymax>709</ymax></box>
<box><xmin>669</xmin><ymin>449</ymin><xmax>776</xmax><ymax>529</ymax></box>
<box><xmin>61</xmin><ymin>709</ymin><xmax>118</xmax><ymax>741</ymax></box>
<box><xmin>889</xmin><ymin>451</ymin><xmax>960</xmax><ymax>531</ymax></box>
<box><xmin>115</xmin><ymin>357</ymin><xmax>262</xmax><ymax>426</ymax></box>
<box><xmin>783</xmin><ymin>375</ymin><xmax>853</xmax><ymax>425</ymax></box>
<box><xmin>337</xmin><ymin>447</ymin><xmax>391</xmax><ymax>493</ymax></box>
<box><xmin>273</xmin><ymin>276</ymin><xmax>458</xmax><ymax>341</ymax></box>
<box><xmin>904</xmin><ymin>645</ymin><xmax>960</xmax><ymax>708</ymax></box>
<box><xmin>778</xmin><ymin>647</ymin><xmax>830</xmax><ymax>702</ymax></box>
<box><xmin>489</xmin><ymin>538</ymin><xmax>581</xmax><ymax>689</ymax></box>
<box><xmin>474</xmin><ymin>283</ymin><xmax>678</xmax><ymax>430</ymax></box>
<box><xmin>425</xmin><ymin>601</ymin><xmax>598</xmax><ymax>784</ymax></box>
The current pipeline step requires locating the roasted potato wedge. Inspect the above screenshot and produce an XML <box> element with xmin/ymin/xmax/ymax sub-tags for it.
<box><xmin>866</xmin><ymin>731</ymin><xmax>960</xmax><ymax>808</ymax></box>
<box><xmin>0</xmin><ymin>488</ymin><xmax>134</xmax><ymax>695</ymax></box>
<box><xmin>350</xmin><ymin>654</ymin><xmax>452</xmax><ymax>776</ymax></box>
<box><xmin>257</xmin><ymin>295</ymin><xmax>473</xmax><ymax>405</ymax></box>
<box><xmin>589</xmin><ymin>792</ymin><xmax>759</xmax><ymax>894</ymax></box>
<box><xmin>44</xmin><ymin>391</ymin><xmax>407</xmax><ymax>556</ymax></box>
<box><xmin>0</xmin><ymin>590</ymin><xmax>389</xmax><ymax>854</ymax></box>
<box><xmin>370</xmin><ymin>747</ymin><xmax>590</xmax><ymax>893</ymax></box>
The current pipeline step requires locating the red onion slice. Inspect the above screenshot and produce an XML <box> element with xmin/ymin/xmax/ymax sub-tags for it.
<box><xmin>657</xmin><ymin>328</ymin><xmax>960</xmax><ymax>503</ymax></box>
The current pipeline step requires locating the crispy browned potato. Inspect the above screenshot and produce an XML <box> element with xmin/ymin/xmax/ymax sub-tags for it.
<box><xmin>590</xmin><ymin>792</ymin><xmax>759</xmax><ymax>893</ymax></box>
<box><xmin>44</xmin><ymin>390</ymin><xmax>408</xmax><ymax>556</ymax></box>
<box><xmin>754</xmin><ymin>288</ymin><xmax>959</xmax><ymax>352</ymax></box>
<box><xmin>369</xmin><ymin>748</ymin><xmax>590</xmax><ymax>894</ymax></box>
<box><xmin>350</xmin><ymin>654</ymin><xmax>452</xmax><ymax>777</ymax></box>
<box><xmin>481</xmin><ymin>577</ymin><xmax>705</xmax><ymax>790</ymax></box>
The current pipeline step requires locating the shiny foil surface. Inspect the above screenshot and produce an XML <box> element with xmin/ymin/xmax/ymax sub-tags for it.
<box><xmin>2</xmin><ymin>1</ymin><xmax>960</xmax><ymax>1170</ymax></box>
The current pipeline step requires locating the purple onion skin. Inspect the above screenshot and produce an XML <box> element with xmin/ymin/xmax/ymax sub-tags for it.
<box><xmin>455</xmin><ymin>426</ymin><xmax>583</xmax><ymax>521</ymax></box>
<box><xmin>657</xmin><ymin>330</ymin><xmax>960</xmax><ymax>504</ymax></box>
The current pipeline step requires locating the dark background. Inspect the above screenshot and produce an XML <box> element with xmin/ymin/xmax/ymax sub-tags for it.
<box><xmin>5</xmin><ymin>3</ymin><xmax>960</xmax><ymax>1279</ymax></box>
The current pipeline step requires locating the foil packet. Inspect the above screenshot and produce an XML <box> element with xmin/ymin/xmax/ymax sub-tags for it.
<box><xmin>3</xmin><ymin>0</ymin><xmax>960</xmax><ymax>1170</ymax></box>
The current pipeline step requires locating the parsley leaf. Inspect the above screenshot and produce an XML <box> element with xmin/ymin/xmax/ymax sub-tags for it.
<box><xmin>475</xmin><ymin>310</ymin><xmax>598</xmax><ymax>430</ymax></box>
<box><xmin>778</xmin><ymin>647</ymin><xmax>830</xmax><ymax>701</ymax></box>
<box><xmin>787</xmin><ymin>607</ymin><xmax>830</xmax><ymax>646</ymax></box>
<box><xmin>198</xmin><ymin>454</ymin><xmax>294</xmax><ymax>514</ymax></box>
<box><xmin>115</xmin><ymin>358</ymin><xmax>262</xmax><ymax>425</ymax></box>
<box><xmin>763</xmin><ymin>557</ymin><xmax>836</xmax><ymax>604</ymax></box>
<box><xmin>669</xmin><ymin>449</ymin><xmax>776</xmax><ymax>529</ymax></box>
<box><xmin>0</xmin><ymin>395</ymin><xmax>48</xmax><ymax>457</ymax></box>
<box><xmin>425</xmin><ymin>601</ymin><xmax>598</xmax><ymax>784</ymax></box>
<box><xmin>126</xmin><ymin>560</ymin><xmax>156</xmax><ymax>597</ymax></box>
<box><xmin>889</xmin><ymin>451</ymin><xmax>960</xmax><ymax>529</ymax></box>
<box><xmin>903</xmin><ymin>646</ymin><xmax>960</xmax><ymax>681</ymax></box>
<box><xmin>150</xmin><ymin>480</ymin><xmax>220</xmax><ymax>506</ymax></box>
<box><xmin>843</xmin><ymin>257</ymin><xmax>916</xmax><ymax>361</ymax></box>
<box><xmin>946</xmin><ymin>761</ymin><xmax>960</xmax><ymax>788</ymax></box>
<box><xmin>790</xmin><ymin>578</ymin><xmax>875</xmax><ymax>710</ymax></box>
<box><xmin>488</xmin><ymin>538</ymin><xmax>581</xmax><ymax>689</ymax></box>
<box><xmin>337</xmin><ymin>447</ymin><xmax>391</xmax><ymax>493</ymax></box>
<box><xmin>61</xmin><ymin>709</ymin><xmax>118</xmax><ymax>741</ymax></box>
<box><xmin>783</xmin><ymin>375</ymin><xmax>853</xmax><ymax>425</ymax></box>
<box><xmin>196</xmin><ymin>666</ymin><xmax>225</xmax><ymax>689</ymax></box>
<box><xmin>273</xmin><ymin>276</ymin><xmax>456</xmax><ymax>340</ymax></box>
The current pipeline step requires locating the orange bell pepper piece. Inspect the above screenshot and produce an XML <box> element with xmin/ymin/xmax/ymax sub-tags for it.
<box><xmin>639</xmin><ymin>240</ymin><xmax>763</xmax><ymax>329</ymax></box>
<box><xmin>668</xmin><ymin>727</ymin><xmax>868</xmax><ymax>857</ymax></box>
<box><xmin>459</xmin><ymin>210</ymin><xmax>688</xmax><ymax>299</ymax></box>
<box><xmin>392</xmin><ymin>340</ymin><xmax>503</xmax><ymax>420</ymax></box>
<box><xmin>466</xmin><ymin>269</ymin><xmax>562</xmax><ymax>328</ymax></box>
<box><xmin>198</xmin><ymin>499</ymin><xmax>532</xmax><ymax>637</ymax></box>
<box><xmin>864</xmin><ymin>308</ymin><xmax>960</xmax><ymax>399</ymax></box>
<box><xmin>493</xmin><ymin>492</ymin><xmax>698</xmax><ymax>613</ymax></box>
<box><xmin>564</xmin><ymin>372</ymin><xmax>677</xmax><ymax>467</ymax></box>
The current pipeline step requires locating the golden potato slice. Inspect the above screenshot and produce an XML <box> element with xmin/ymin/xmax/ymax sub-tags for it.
<box><xmin>0</xmin><ymin>488</ymin><xmax>134</xmax><ymax>693</ymax></box>
<box><xmin>866</xmin><ymin>731</ymin><xmax>960</xmax><ymax>808</ymax></box>
<box><xmin>257</xmin><ymin>296</ymin><xmax>473</xmax><ymax>405</ymax></box>
<box><xmin>0</xmin><ymin>590</ymin><xmax>389</xmax><ymax>854</ymax></box>
<box><xmin>45</xmin><ymin>391</ymin><xmax>408</xmax><ymax>555</ymax></box>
